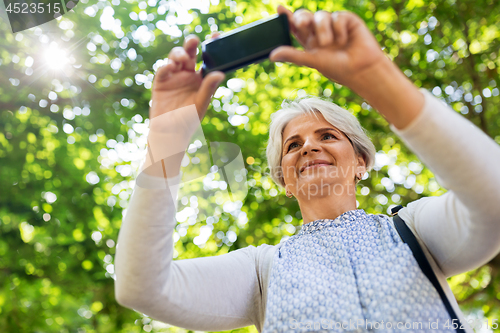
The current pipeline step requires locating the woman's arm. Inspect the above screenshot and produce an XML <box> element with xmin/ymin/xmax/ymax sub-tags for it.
<box><xmin>323</xmin><ymin>12</ymin><xmax>500</xmax><ymax>276</ymax></box>
<box><xmin>390</xmin><ymin>88</ymin><xmax>500</xmax><ymax>277</ymax></box>
<box><xmin>114</xmin><ymin>31</ymin><xmax>264</xmax><ymax>331</ymax></box>
<box><xmin>114</xmin><ymin>169</ymin><xmax>263</xmax><ymax>331</ymax></box>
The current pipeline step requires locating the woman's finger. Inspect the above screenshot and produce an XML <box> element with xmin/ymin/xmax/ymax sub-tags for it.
<box><xmin>277</xmin><ymin>5</ymin><xmax>297</xmax><ymax>34</ymax></box>
<box><xmin>195</xmin><ymin>71</ymin><xmax>225</xmax><ymax>117</ymax></box>
<box><xmin>165</xmin><ymin>60</ymin><xmax>181</xmax><ymax>73</ymax></box>
<box><xmin>183</xmin><ymin>34</ymin><xmax>200</xmax><ymax>59</ymax></box>
<box><xmin>293</xmin><ymin>9</ymin><xmax>315</xmax><ymax>47</ymax></box>
<box><xmin>169</xmin><ymin>46</ymin><xmax>192</xmax><ymax>71</ymax></box>
<box><xmin>269</xmin><ymin>45</ymin><xmax>316</xmax><ymax>68</ymax></box>
<box><xmin>182</xmin><ymin>36</ymin><xmax>199</xmax><ymax>71</ymax></box>
<box><xmin>154</xmin><ymin>61</ymin><xmax>178</xmax><ymax>83</ymax></box>
<box><xmin>314</xmin><ymin>11</ymin><xmax>333</xmax><ymax>47</ymax></box>
<box><xmin>332</xmin><ymin>11</ymin><xmax>349</xmax><ymax>47</ymax></box>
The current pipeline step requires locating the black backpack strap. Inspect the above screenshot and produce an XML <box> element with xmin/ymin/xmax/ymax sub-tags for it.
<box><xmin>390</xmin><ymin>205</ymin><xmax>466</xmax><ymax>333</ymax></box>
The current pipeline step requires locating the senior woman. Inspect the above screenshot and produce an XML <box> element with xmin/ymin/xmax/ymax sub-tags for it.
<box><xmin>114</xmin><ymin>4</ymin><xmax>500</xmax><ymax>333</ymax></box>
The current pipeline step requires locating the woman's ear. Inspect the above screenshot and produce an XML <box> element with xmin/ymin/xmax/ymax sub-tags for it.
<box><xmin>356</xmin><ymin>155</ymin><xmax>367</xmax><ymax>176</ymax></box>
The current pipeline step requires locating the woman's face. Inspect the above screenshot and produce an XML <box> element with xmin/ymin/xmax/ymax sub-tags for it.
<box><xmin>281</xmin><ymin>112</ymin><xmax>366</xmax><ymax>198</ymax></box>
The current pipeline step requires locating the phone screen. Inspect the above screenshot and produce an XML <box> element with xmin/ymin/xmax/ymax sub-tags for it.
<box><xmin>201</xmin><ymin>14</ymin><xmax>291</xmax><ymax>76</ymax></box>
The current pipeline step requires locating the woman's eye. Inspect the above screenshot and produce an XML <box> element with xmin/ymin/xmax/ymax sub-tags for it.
<box><xmin>286</xmin><ymin>133</ymin><xmax>336</xmax><ymax>152</ymax></box>
<box><xmin>287</xmin><ymin>142</ymin><xmax>298</xmax><ymax>151</ymax></box>
<box><xmin>323</xmin><ymin>133</ymin><xmax>336</xmax><ymax>140</ymax></box>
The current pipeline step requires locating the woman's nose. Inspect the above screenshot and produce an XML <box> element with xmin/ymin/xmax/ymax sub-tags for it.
<box><xmin>301</xmin><ymin>139</ymin><xmax>321</xmax><ymax>155</ymax></box>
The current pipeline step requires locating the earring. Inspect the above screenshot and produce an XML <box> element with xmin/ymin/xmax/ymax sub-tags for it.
<box><xmin>286</xmin><ymin>191</ymin><xmax>293</xmax><ymax>198</ymax></box>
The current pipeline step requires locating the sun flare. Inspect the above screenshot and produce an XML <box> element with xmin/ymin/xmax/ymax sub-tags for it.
<box><xmin>43</xmin><ymin>43</ymin><xmax>69</xmax><ymax>70</ymax></box>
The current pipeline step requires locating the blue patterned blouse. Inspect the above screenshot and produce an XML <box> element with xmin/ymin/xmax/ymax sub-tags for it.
<box><xmin>262</xmin><ymin>209</ymin><xmax>454</xmax><ymax>333</ymax></box>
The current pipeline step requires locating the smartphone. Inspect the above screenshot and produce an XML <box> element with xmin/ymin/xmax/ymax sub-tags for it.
<box><xmin>201</xmin><ymin>14</ymin><xmax>292</xmax><ymax>77</ymax></box>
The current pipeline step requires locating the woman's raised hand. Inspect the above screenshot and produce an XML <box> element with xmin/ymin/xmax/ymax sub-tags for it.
<box><xmin>143</xmin><ymin>33</ymin><xmax>225</xmax><ymax>178</ymax></box>
<box><xmin>269</xmin><ymin>5</ymin><xmax>387</xmax><ymax>88</ymax></box>
<box><xmin>150</xmin><ymin>33</ymin><xmax>225</xmax><ymax>125</ymax></box>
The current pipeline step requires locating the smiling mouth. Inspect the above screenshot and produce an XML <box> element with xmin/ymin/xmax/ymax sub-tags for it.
<box><xmin>301</xmin><ymin>164</ymin><xmax>331</xmax><ymax>172</ymax></box>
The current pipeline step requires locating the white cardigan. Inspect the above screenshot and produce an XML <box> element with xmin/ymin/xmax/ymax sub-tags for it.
<box><xmin>115</xmin><ymin>89</ymin><xmax>500</xmax><ymax>333</ymax></box>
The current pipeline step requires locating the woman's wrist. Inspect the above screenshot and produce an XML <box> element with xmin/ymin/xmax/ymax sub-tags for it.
<box><xmin>347</xmin><ymin>57</ymin><xmax>425</xmax><ymax>131</ymax></box>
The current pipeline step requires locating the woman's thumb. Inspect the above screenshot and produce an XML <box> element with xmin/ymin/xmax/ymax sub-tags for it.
<box><xmin>196</xmin><ymin>71</ymin><xmax>225</xmax><ymax>112</ymax></box>
<box><xmin>269</xmin><ymin>46</ymin><xmax>314</xmax><ymax>67</ymax></box>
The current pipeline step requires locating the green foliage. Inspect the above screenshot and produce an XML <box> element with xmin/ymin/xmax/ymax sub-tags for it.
<box><xmin>1</xmin><ymin>0</ymin><xmax>499</xmax><ymax>332</ymax></box>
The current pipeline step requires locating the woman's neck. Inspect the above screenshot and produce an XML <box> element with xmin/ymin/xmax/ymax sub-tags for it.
<box><xmin>296</xmin><ymin>184</ymin><xmax>358</xmax><ymax>224</ymax></box>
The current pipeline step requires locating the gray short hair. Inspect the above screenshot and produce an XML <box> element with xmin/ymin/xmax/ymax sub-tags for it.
<box><xmin>266</xmin><ymin>94</ymin><xmax>376</xmax><ymax>189</ymax></box>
